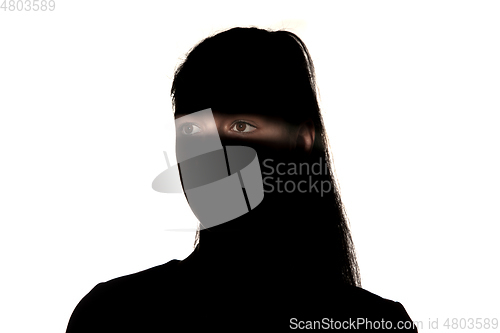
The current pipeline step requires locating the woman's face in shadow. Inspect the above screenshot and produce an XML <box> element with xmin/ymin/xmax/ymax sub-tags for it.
<box><xmin>172</xmin><ymin>108</ymin><xmax>318</xmax><ymax>230</ymax></box>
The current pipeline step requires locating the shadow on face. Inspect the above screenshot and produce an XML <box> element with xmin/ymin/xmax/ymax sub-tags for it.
<box><xmin>173</xmin><ymin>108</ymin><xmax>318</xmax><ymax>231</ymax></box>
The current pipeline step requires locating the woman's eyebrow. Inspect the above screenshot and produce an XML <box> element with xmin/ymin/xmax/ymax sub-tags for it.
<box><xmin>225</xmin><ymin>115</ymin><xmax>264</xmax><ymax>122</ymax></box>
<box><xmin>175</xmin><ymin>114</ymin><xmax>214</xmax><ymax>122</ymax></box>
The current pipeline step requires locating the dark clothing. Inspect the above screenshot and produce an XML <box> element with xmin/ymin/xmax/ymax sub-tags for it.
<box><xmin>66</xmin><ymin>250</ymin><xmax>418</xmax><ymax>332</ymax></box>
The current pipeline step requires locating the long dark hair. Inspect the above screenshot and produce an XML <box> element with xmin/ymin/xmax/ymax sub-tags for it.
<box><xmin>170</xmin><ymin>27</ymin><xmax>361</xmax><ymax>287</ymax></box>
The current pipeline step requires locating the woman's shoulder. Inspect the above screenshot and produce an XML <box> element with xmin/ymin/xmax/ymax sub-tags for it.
<box><xmin>102</xmin><ymin>258</ymin><xmax>181</xmax><ymax>287</ymax></box>
<box><xmin>322</xmin><ymin>285</ymin><xmax>418</xmax><ymax>331</ymax></box>
<box><xmin>66</xmin><ymin>259</ymin><xmax>184</xmax><ymax>333</ymax></box>
<box><xmin>89</xmin><ymin>259</ymin><xmax>183</xmax><ymax>298</ymax></box>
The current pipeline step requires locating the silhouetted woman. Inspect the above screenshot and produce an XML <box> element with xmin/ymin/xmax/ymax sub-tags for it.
<box><xmin>66</xmin><ymin>27</ymin><xmax>418</xmax><ymax>332</ymax></box>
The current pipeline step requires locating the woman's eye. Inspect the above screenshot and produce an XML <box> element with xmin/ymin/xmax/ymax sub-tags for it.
<box><xmin>180</xmin><ymin>123</ymin><xmax>202</xmax><ymax>135</ymax></box>
<box><xmin>230</xmin><ymin>121</ymin><xmax>257</xmax><ymax>133</ymax></box>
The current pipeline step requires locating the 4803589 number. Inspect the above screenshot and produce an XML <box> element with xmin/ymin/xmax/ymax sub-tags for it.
<box><xmin>1</xmin><ymin>0</ymin><xmax>55</xmax><ymax>11</ymax></box>
<box><xmin>443</xmin><ymin>318</ymin><xmax>498</xmax><ymax>330</ymax></box>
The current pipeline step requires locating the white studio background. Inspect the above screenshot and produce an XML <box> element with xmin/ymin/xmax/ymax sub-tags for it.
<box><xmin>0</xmin><ymin>1</ymin><xmax>498</xmax><ymax>332</ymax></box>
